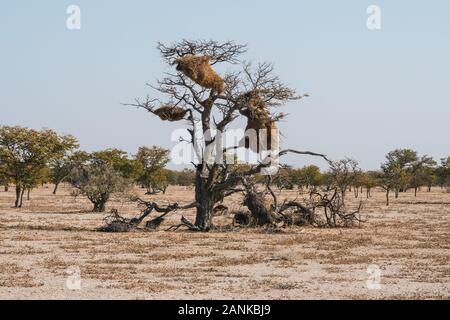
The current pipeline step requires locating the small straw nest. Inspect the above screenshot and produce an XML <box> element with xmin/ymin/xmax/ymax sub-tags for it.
<box><xmin>152</xmin><ymin>105</ymin><xmax>190</xmax><ymax>122</ymax></box>
<box><xmin>175</xmin><ymin>55</ymin><xmax>225</xmax><ymax>93</ymax></box>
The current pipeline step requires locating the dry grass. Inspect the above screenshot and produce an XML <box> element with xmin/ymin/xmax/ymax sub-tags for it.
<box><xmin>0</xmin><ymin>184</ymin><xmax>449</xmax><ymax>299</ymax></box>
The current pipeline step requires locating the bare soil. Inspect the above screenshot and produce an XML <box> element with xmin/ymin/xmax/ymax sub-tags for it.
<box><xmin>0</xmin><ymin>185</ymin><xmax>449</xmax><ymax>300</ymax></box>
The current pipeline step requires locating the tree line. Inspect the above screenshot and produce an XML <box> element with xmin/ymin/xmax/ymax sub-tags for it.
<box><xmin>1</xmin><ymin>125</ymin><xmax>449</xmax><ymax>212</ymax></box>
<box><xmin>271</xmin><ymin>152</ymin><xmax>450</xmax><ymax>206</ymax></box>
<box><xmin>0</xmin><ymin>126</ymin><xmax>195</xmax><ymax>211</ymax></box>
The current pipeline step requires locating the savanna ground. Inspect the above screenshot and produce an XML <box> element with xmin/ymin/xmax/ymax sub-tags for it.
<box><xmin>0</xmin><ymin>185</ymin><xmax>449</xmax><ymax>300</ymax></box>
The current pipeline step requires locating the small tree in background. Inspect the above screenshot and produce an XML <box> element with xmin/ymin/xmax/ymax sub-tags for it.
<box><xmin>326</xmin><ymin>158</ymin><xmax>359</xmax><ymax>204</ymax></box>
<box><xmin>69</xmin><ymin>151</ymin><xmax>132</xmax><ymax>212</ymax></box>
<box><xmin>409</xmin><ymin>155</ymin><xmax>436</xmax><ymax>196</ymax></box>
<box><xmin>272</xmin><ymin>165</ymin><xmax>295</xmax><ymax>191</ymax></box>
<box><xmin>376</xmin><ymin>166</ymin><xmax>397</xmax><ymax>206</ymax></box>
<box><xmin>92</xmin><ymin>149</ymin><xmax>143</xmax><ymax>181</ymax></box>
<box><xmin>361</xmin><ymin>171</ymin><xmax>377</xmax><ymax>198</ymax></box>
<box><xmin>145</xmin><ymin>168</ymin><xmax>171</xmax><ymax>194</ymax></box>
<box><xmin>135</xmin><ymin>146</ymin><xmax>170</xmax><ymax>194</ymax></box>
<box><xmin>351</xmin><ymin>170</ymin><xmax>365</xmax><ymax>198</ymax></box>
<box><xmin>423</xmin><ymin>166</ymin><xmax>438</xmax><ymax>192</ymax></box>
<box><xmin>164</xmin><ymin>169</ymin><xmax>178</xmax><ymax>186</ymax></box>
<box><xmin>436</xmin><ymin>157</ymin><xmax>450</xmax><ymax>192</ymax></box>
<box><xmin>294</xmin><ymin>165</ymin><xmax>322</xmax><ymax>191</ymax></box>
<box><xmin>175</xmin><ymin>169</ymin><xmax>196</xmax><ymax>187</ymax></box>
<box><xmin>49</xmin><ymin>151</ymin><xmax>87</xmax><ymax>195</ymax></box>
<box><xmin>0</xmin><ymin>126</ymin><xmax>77</xmax><ymax>208</ymax></box>
<box><xmin>382</xmin><ymin>149</ymin><xmax>418</xmax><ymax>197</ymax></box>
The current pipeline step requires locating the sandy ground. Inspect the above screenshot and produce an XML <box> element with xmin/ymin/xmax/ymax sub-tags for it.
<box><xmin>0</xmin><ymin>184</ymin><xmax>449</xmax><ymax>300</ymax></box>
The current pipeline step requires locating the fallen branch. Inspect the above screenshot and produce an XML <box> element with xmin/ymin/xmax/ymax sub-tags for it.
<box><xmin>166</xmin><ymin>216</ymin><xmax>201</xmax><ymax>232</ymax></box>
<box><xmin>96</xmin><ymin>200</ymin><xmax>198</xmax><ymax>232</ymax></box>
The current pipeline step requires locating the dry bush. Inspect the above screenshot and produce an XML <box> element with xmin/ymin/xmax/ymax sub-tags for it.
<box><xmin>307</xmin><ymin>189</ymin><xmax>364</xmax><ymax>228</ymax></box>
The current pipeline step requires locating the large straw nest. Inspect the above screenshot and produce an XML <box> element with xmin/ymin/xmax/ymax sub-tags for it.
<box><xmin>175</xmin><ymin>55</ymin><xmax>225</xmax><ymax>93</ymax></box>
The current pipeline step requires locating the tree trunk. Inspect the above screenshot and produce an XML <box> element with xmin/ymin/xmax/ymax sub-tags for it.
<box><xmin>27</xmin><ymin>189</ymin><xmax>30</xmax><ymax>201</ymax></box>
<box><xmin>146</xmin><ymin>186</ymin><xmax>160</xmax><ymax>195</ymax></box>
<box><xmin>53</xmin><ymin>183</ymin><xmax>59</xmax><ymax>195</ymax></box>
<box><xmin>414</xmin><ymin>187</ymin><xmax>418</xmax><ymax>197</ymax></box>
<box><xmin>341</xmin><ymin>190</ymin><xmax>346</xmax><ymax>204</ymax></box>
<box><xmin>4</xmin><ymin>185</ymin><xmax>8</xmax><ymax>192</ymax></box>
<box><xmin>386</xmin><ymin>189</ymin><xmax>390</xmax><ymax>206</ymax></box>
<box><xmin>19</xmin><ymin>188</ymin><xmax>25</xmax><ymax>208</ymax></box>
<box><xmin>15</xmin><ymin>186</ymin><xmax>22</xmax><ymax>208</ymax></box>
<box><xmin>194</xmin><ymin>172</ymin><xmax>215</xmax><ymax>231</ymax></box>
<box><xmin>93</xmin><ymin>200</ymin><xmax>106</xmax><ymax>213</ymax></box>
<box><xmin>194</xmin><ymin>195</ymin><xmax>214</xmax><ymax>231</ymax></box>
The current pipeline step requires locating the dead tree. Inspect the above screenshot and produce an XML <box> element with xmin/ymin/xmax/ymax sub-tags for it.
<box><xmin>126</xmin><ymin>39</ymin><xmax>354</xmax><ymax>231</ymax></box>
<box><xmin>308</xmin><ymin>189</ymin><xmax>364</xmax><ymax>228</ymax></box>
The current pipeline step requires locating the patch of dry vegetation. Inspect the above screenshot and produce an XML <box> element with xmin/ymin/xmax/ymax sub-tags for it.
<box><xmin>0</xmin><ymin>185</ymin><xmax>449</xmax><ymax>299</ymax></box>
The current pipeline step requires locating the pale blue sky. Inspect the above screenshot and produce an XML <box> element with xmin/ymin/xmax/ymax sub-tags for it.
<box><xmin>1</xmin><ymin>1</ymin><xmax>449</xmax><ymax>169</ymax></box>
